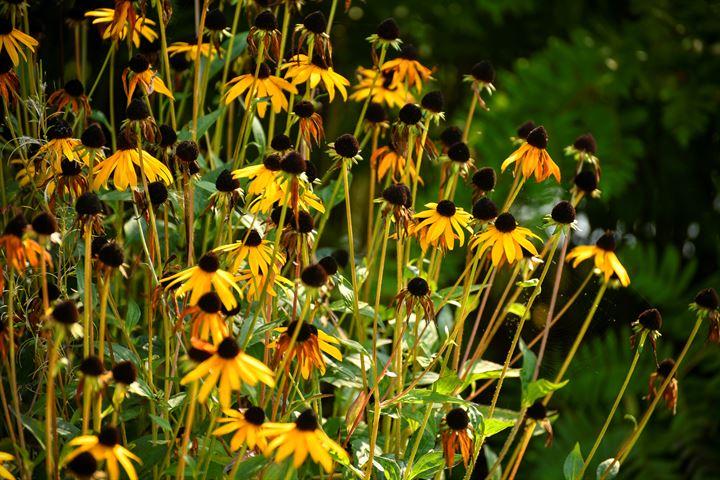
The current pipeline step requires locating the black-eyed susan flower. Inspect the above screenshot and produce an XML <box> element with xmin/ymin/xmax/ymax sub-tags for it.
<box><xmin>85</xmin><ymin>8</ymin><xmax>157</xmax><ymax>48</ymax></box>
<box><xmin>270</xmin><ymin>321</ymin><xmax>342</xmax><ymax>379</ymax></box>
<box><xmin>501</xmin><ymin>125</ymin><xmax>561</xmax><ymax>183</ymax></box>
<box><xmin>565</xmin><ymin>231</ymin><xmax>630</xmax><ymax>287</ymax></box>
<box><xmin>264</xmin><ymin>409</ymin><xmax>348</xmax><ymax>473</ymax></box>
<box><xmin>544</xmin><ymin>200</ymin><xmax>578</xmax><ymax>233</ymax></box>
<box><xmin>214</xmin><ymin>230</ymin><xmax>275</xmax><ymax>275</ymax></box>
<box><xmin>180</xmin><ymin>337</ymin><xmax>275</xmax><ymax>408</ymax></box>
<box><xmin>236</xmin><ymin>265</ymin><xmax>293</xmax><ymax>301</ymax></box>
<box><xmin>440</xmin><ymin>126</ymin><xmax>462</xmax><ymax>152</ymax></box>
<box><xmin>47</xmin><ymin>299</ymin><xmax>83</xmax><ymax>339</ymax></box>
<box><xmin>690</xmin><ymin>287</ymin><xmax>719</xmax><ymax>343</ymax></box>
<box><xmin>282</xmin><ymin>53</ymin><xmax>349</xmax><ymax>102</ymax></box>
<box><xmin>572</xmin><ymin>170</ymin><xmax>601</xmax><ymax>202</ymax></box>
<box><xmin>371</xmin><ymin>143</ymin><xmax>420</xmax><ymax>184</ymax></box>
<box><xmin>463</xmin><ymin>60</ymin><xmax>495</xmax><ymax>110</ymax></box>
<box><xmin>110</xmin><ymin>360</ymin><xmax>137</xmax><ymax>407</ymax></box>
<box><xmin>33</xmin><ymin>120</ymin><xmax>83</xmax><ymax>172</ymax></box>
<box><xmin>350</xmin><ymin>67</ymin><xmax>409</xmax><ymax>109</ymax></box>
<box><xmin>411</xmin><ymin>200</ymin><xmax>472</xmax><ymax>251</ymax></box>
<box><xmin>328</xmin><ymin>133</ymin><xmax>362</xmax><ymax>164</ymax></box>
<box><xmin>97</xmin><ymin>241</ymin><xmax>127</xmax><ymax>277</ymax></box>
<box><xmin>181</xmin><ymin>292</ymin><xmax>229</xmax><ymax>343</ymax></box>
<box><xmin>0</xmin><ymin>16</ymin><xmax>37</xmax><ymax>66</ymax></box>
<box><xmin>44</xmin><ymin>159</ymin><xmax>88</xmax><ymax>210</ymax></box>
<box><xmin>379</xmin><ymin>183</ymin><xmax>413</xmax><ymax>237</ymax></box>
<box><xmin>381</xmin><ymin>43</ymin><xmax>433</xmax><ymax>92</ymax></box>
<box><xmin>213</xmin><ymin>406</ymin><xmax>269</xmax><ymax>453</ymax></box>
<box><xmin>366</xmin><ymin>18</ymin><xmax>402</xmax><ymax>60</ymax></box>
<box><xmin>47</xmin><ymin>79</ymin><xmax>91</xmax><ymax>115</ymax></box>
<box><xmin>394</xmin><ymin>276</ymin><xmax>435</xmax><ymax>322</ymax></box>
<box><xmin>294</xmin><ymin>11</ymin><xmax>331</xmax><ymax>64</ymax></box>
<box><xmin>565</xmin><ymin>132</ymin><xmax>600</xmax><ymax>177</ymax></box>
<box><xmin>65</xmin><ymin>450</ymin><xmax>97</xmax><ymax>480</ymax></box>
<box><xmin>78</xmin><ymin>123</ymin><xmax>107</xmax><ymax>170</ymax></box>
<box><xmin>224</xmin><ymin>61</ymin><xmax>297</xmax><ymax>118</ymax></box>
<box><xmin>525</xmin><ymin>401</ymin><xmax>554</xmax><ymax>447</ymax></box>
<box><xmin>122</xmin><ymin>97</ymin><xmax>159</xmax><ymax>143</ymax></box>
<box><xmin>631</xmin><ymin>308</ymin><xmax>662</xmax><ymax>353</ymax></box>
<box><xmin>63</xmin><ymin>426</ymin><xmax>141</xmax><ymax>480</ymax></box>
<box><xmin>440</xmin><ymin>407</ymin><xmax>473</xmax><ymax>470</ymax></box>
<box><xmin>471</xmin><ymin>167</ymin><xmax>496</xmax><ymax>200</ymax></box>
<box><xmin>511</xmin><ymin>120</ymin><xmax>537</xmax><ymax>145</ymax></box>
<box><xmin>0</xmin><ymin>451</ymin><xmax>15</xmax><ymax>479</ymax></box>
<box><xmin>206</xmin><ymin>169</ymin><xmax>243</xmax><ymax>214</ymax></box>
<box><xmin>0</xmin><ymin>213</ymin><xmax>50</xmax><ymax>274</ymax></box>
<box><xmin>647</xmin><ymin>358</ymin><xmax>678</xmax><ymax>415</ymax></box>
<box><xmin>0</xmin><ymin>52</ymin><xmax>18</xmax><ymax>104</ymax></box>
<box><xmin>93</xmin><ymin>132</ymin><xmax>173</xmax><ymax>191</ymax></box>
<box><xmin>162</xmin><ymin>252</ymin><xmax>243</xmax><ymax>309</ymax></box>
<box><xmin>469</xmin><ymin>212</ymin><xmax>541</xmax><ymax>266</ymax></box>
<box><xmin>121</xmin><ymin>54</ymin><xmax>173</xmax><ymax>105</ymax></box>
<box><xmin>248</xmin><ymin>10</ymin><xmax>280</xmax><ymax>61</ymax></box>
<box><xmin>167</xmin><ymin>38</ymin><xmax>217</xmax><ymax>61</ymax></box>
<box><xmin>293</xmin><ymin>100</ymin><xmax>324</xmax><ymax>148</ymax></box>
<box><xmin>74</xmin><ymin>192</ymin><xmax>105</xmax><ymax>234</ymax></box>
<box><xmin>233</xmin><ymin>154</ymin><xmax>281</xmax><ymax>196</ymax></box>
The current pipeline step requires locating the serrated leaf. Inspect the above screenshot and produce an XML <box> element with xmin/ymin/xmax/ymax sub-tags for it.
<box><xmin>596</xmin><ymin>458</ymin><xmax>619</xmax><ymax>479</ymax></box>
<box><xmin>563</xmin><ymin>443</ymin><xmax>584</xmax><ymax>480</ymax></box>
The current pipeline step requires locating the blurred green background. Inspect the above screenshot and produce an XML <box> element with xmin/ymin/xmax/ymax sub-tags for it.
<box><xmin>32</xmin><ymin>0</ymin><xmax>720</xmax><ymax>478</ymax></box>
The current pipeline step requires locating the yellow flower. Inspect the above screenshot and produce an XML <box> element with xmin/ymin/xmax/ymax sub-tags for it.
<box><xmin>269</xmin><ymin>321</ymin><xmax>342</xmax><ymax>379</ymax></box>
<box><xmin>214</xmin><ymin>230</ymin><xmax>277</xmax><ymax>275</ymax></box>
<box><xmin>264</xmin><ymin>409</ymin><xmax>348</xmax><ymax>473</ymax></box>
<box><xmin>565</xmin><ymin>231</ymin><xmax>630</xmax><ymax>286</ymax></box>
<box><xmin>350</xmin><ymin>67</ymin><xmax>411</xmax><ymax>109</ymax></box>
<box><xmin>236</xmin><ymin>266</ymin><xmax>292</xmax><ymax>301</ymax></box>
<box><xmin>224</xmin><ymin>62</ymin><xmax>297</xmax><ymax>118</ymax></box>
<box><xmin>167</xmin><ymin>41</ymin><xmax>217</xmax><ymax>61</ymax></box>
<box><xmin>282</xmin><ymin>54</ymin><xmax>350</xmax><ymax>102</ymax></box>
<box><xmin>0</xmin><ymin>54</ymin><xmax>19</xmax><ymax>104</ymax></box>
<box><xmin>121</xmin><ymin>54</ymin><xmax>173</xmax><ymax>105</ymax></box>
<box><xmin>0</xmin><ymin>214</ymin><xmax>51</xmax><ymax>274</ymax></box>
<box><xmin>371</xmin><ymin>144</ymin><xmax>421</xmax><ymax>184</ymax></box>
<box><xmin>47</xmin><ymin>79</ymin><xmax>92</xmax><ymax>115</ymax></box>
<box><xmin>381</xmin><ymin>44</ymin><xmax>433</xmax><ymax>92</ymax></box>
<box><xmin>0</xmin><ymin>451</ymin><xmax>15</xmax><ymax>480</ymax></box>
<box><xmin>501</xmin><ymin>125</ymin><xmax>561</xmax><ymax>183</ymax></box>
<box><xmin>161</xmin><ymin>252</ymin><xmax>243</xmax><ymax>310</ymax></box>
<box><xmin>182</xmin><ymin>292</ymin><xmax>229</xmax><ymax>344</ymax></box>
<box><xmin>441</xmin><ymin>408</ymin><xmax>473</xmax><ymax>472</ymax></box>
<box><xmin>411</xmin><ymin>201</ymin><xmax>473</xmax><ymax>251</ymax></box>
<box><xmin>85</xmin><ymin>8</ymin><xmax>157</xmax><ymax>48</ymax></box>
<box><xmin>469</xmin><ymin>212</ymin><xmax>541</xmax><ymax>267</ymax></box>
<box><xmin>93</xmin><ymin>134</ymin><xmax>173</xmax><ymax>191</ymax></box>
<box><xmin>232</xmin><ymin>154</ymin><xmax>281</xmax><ymax>196</ymax></box>
<box><xmin>33</xmin><ymin>120</ymin><xmax>83</xmax><ymax>172</ymax></box>
<box><xmin>213</xmin><ymin>406</ymin><xmax>270</xmax><ymax>453</ymax></box>
<box><xmin>0</xmin><ymin>17</ymin><xmax>38</xmax><ymax>66</ymax></box>
<box><xmin>63</xmin><ymin>426</ymin><xmax>141</xmax><ymax>480</ymax></box>
<box><xmin>180</xmin><ymin>337</ymin><xmax>275</xmax><ymax>408</ymax></box>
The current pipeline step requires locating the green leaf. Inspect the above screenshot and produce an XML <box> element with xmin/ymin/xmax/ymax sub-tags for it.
<box><xmin>524</xmin><ymin>378</ymin><xmax>569</xmax><ymax>407</ymax></box>
<box><xmin>409</xmin><ymin>451</ymin><xmax>446</xmax><ymax>479</ymax></box>
<box><xmin>374</xmin><ymin>455</ymin><xmax>401</xmax><ymax>480</ymax></box>
<box><xmin>125</xmin><ymin>300</ymin><xmax>141</xmax><ymax>331</ymax></box>
<box><xmin>519</xmin><ymin>340</ymin><xmax>537</xmax><ymax>394</ymax></box>
<box><xmin>563</xmin><ymin>443</ymin><xmax>584</xmax><ymax>480</ymax></box>
<box><xmin>435</xmin><ymin>361</ymin><xmax>520</xmax><ymax>395</ymax></box>
<box><xmin>148</xmin><ymin>414</ymin><xmax>172</xmax><ymax>432</ymax></box>
<box><xmin>386</xmin><ymin>389</ymin><xmax>465</xmax><ymax>406</ymax></box>
<box><xmin>483</xmin><ymin>418</ymin><xmax>515</xmax><ymax>438</ymax></box>
<box><xmin>178</xmin><ymin>110</ymin><xmax>221</xmax><ymax>141</ymax></box>
<box><xmin>596</xmin><ymin>459</ymin><xmax>619</xmax><ymax>479</ymax></box>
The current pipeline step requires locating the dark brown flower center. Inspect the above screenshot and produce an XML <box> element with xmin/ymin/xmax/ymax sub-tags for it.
<box><xmin>595</xmin><ymin>233</ymin><xmax>616</xmax><ymax>252</ymax></box>
<box><xmin>295</xmin><ymin>409</ymin><xmax>319</xmax><ymax>431</ymax></box>
<box><xmin>217</xmin><ymin>337</ymin><xmax>240</xmax><ymax>359</ymax></box>
<box><xmin>638</xmin><ymin>308</ymin><xmax>662</xmax><ymax>331</ymax></box>
<box><xmin>52</xmin><ymin>300</ymin><xmax>79</xmax><ymax>325</ymax></box>
<box><xmin>286</xmin><ymin>321</ymin><xmax>317</xmax><ymax>343</ymax></box>
<box><xmin>244</xmin><ymin>406</ymin><xmax>266</xmax><ymax>426</ymax></box>
<box><xmin>112</xmin><ymin>361</ymin><xmax>137</xmax><ymax>385</ymax></box>
<box><xmin>436</xmin><ymin>200</ymin><xmax>456</xmax><ymax>217</ymax></box>
<box><xmin>98</xmin><ymin>426</ymin><xmax>121</xmax><ymax>447</ymax></box>
<box><xmin>445</xmin><ymin>407</ymin><xmax>469</xmax><ymax>430</ymax></box>
<box><xmin>198</xmin><ymin>252</ymin><xmax>220</xmax><ymax>272</ymax></box>
<box><xmin>407</xmin><ymin>277</ymin><xmax>429</xmax><ymax>297</ymax></box>
<box><xmin>198</xmin><ymin>292</ymin><xmax>222</xmax><ymax>313</ymax></box>
<box><xmin>494</xmin><ymin>212</ymin><xmax>517</xmax><ymax>233</ymax></box>
<box><xmin>526</xmin><ymin>126</ymin><xmax>548</xmax><ymax>149</ymax></box>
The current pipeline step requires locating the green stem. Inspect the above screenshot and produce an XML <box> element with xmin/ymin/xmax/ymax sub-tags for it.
<box><xmin>579</xmin><ymin>342</ymin><xmax>643</xmax><ymax>478</ymax></box>
<box><xmin>352</xmin><ymin>46</ymin><xmax>388</xmax><ymax>138</ymax></box>
<box><xmin>402</xmin><ymin>407</ymin><xmax>434</xmax><ymax>479</ymax></box>
<box><xmin>175</xmin><ymin>381</ymin><xmax>199</xmax><ymax>480</ymax></box>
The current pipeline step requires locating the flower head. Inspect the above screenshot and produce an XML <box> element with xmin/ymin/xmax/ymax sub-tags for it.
<box><xmin>162</xmin><ymin>252</ymin><xmax>243</xmax><ymax>309</ymax></box>
<box><xmin>0</xmin><ymin>16</ymin><xmax>38</xmax><ymax>65</ymax></box>
<box><xmin>565</xmin><ymin>231</ymin><xmax>630</xmax><ymax>287</ymax></box>
<box><xmin>264</xmin><ymin>409</ymin><xmax>349</xmax><ymax>473</ymax></box>
<box><xmin>93</xmin><ymin>132</ymin><xmax>173</xmax><ymax>191</ymax></box>
<box><xmin>225</xmin><ymin>61</ymin><xmax>297</xmax><ymax>118</ymax></box>
<box><xmin>282</xmin><ymin>53</ymin><xmax>349</xmax><ymax>102</ymax></box>
<box><xmin>180</xmin><ymin>337</ymin><xmax>275</xmax><ymax>408</ymax></box>
<box><xmin>63</xmin><ymin>426</ymin><xmax>141</xmax><ymax>480</ymax></box>
<box><xmin>469</xmin><ymin>212</ymin><xmax>541</xmax><ymax>266</ymax></box>
<box><xmin>441</xmin><ymin>407</ymin><xmax>473</xmax><ymax>471</ymax></box>
<box><xmin>270</xmin><ymin>321</ymin><xmax>342</xmax><ymax>379</ymax></box>
<box><xmin>214</xmin><ymin>406</ymin><xmax>270</xmax><ymax>453</ymax></box>
<box><xmin>411</xmin><ymin>201</ymin><xmax>473</xmax><ymax>251</ymax></box>
<box><xmin>501</xmin><ymin>126</ymin><xmax>561</xmax><ymax>183</ymax></box>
